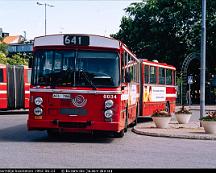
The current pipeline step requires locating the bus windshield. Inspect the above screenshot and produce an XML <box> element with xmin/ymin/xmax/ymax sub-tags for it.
<box><xmin>32</xmin><ymin>50</ymin><xmax>120</xmax><ymax>87</ymax></box>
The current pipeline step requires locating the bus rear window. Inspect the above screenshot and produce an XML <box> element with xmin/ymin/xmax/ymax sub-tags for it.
<box><xmin>0</xmin><ymin>69</ymin><xmax>3</xmax><ymax>82</ymax></box>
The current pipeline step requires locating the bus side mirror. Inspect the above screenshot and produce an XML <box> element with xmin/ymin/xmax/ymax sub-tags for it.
<box><xmin>28</xmin><ymin>58</ymin><xmax>33</xmax><ymax>68</ymax></box>
<box><xmin>125</xmin><ymin>72</ymin><xmax>132</xmax><ymax>83</ymax></box>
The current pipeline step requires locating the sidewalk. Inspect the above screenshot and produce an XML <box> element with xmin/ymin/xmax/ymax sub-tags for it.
<box><xmin>133</xmin><ymin>120</ymin><xmax>216</xmax><ymax>140</ymax></box>
<box><xmin>133</xmin><ymin>105</ymin><xmax>216</xmax><ymax>140</ymax></box>
<box><xmin>176</xmin><ymin>105</ymin><xmax>216</xmax><ymax>111</ymax></box>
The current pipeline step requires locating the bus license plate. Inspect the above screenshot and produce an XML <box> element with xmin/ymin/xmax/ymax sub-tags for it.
<box><xmin>52</xmin><ymin>94</ymin><xmax>71</xmax><ymax>99</ymax></box>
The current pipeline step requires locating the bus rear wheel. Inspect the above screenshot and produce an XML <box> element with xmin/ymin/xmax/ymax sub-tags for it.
<box><xmin>124</xmin><ymin>108</ymin><xmax>128</xmax><ymax>132</ymax></box>
<box><xmin>165</xmin><ymin>102</ymin><xmax>170</xmax><ymax>113</ymax></box>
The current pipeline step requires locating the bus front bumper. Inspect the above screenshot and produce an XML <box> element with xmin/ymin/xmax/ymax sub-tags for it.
<box><xmin>27</xmin><ymin>119</ymin><xmax>122</xmax><ymax>132</ymax></box>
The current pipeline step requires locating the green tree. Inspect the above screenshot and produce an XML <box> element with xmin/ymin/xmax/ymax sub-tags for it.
<box><xmin>112</xmin><ymin>0</ymin><xmax>216</xmax><ymax>72</ymax></box>
<box><xmin>7</xmin><ymin>53</ymin><xmax>28</xmax><ymax>65</ymax></box>
<box><xmin>0</xmin><ymin>43</ymin><xmax>8</xmax><ymax>56</ymax></box>
<box><xmin>0</xmin><ymin>43</ymin><xmax>29</xmax><ymax>65</ymax></box>
<box><xmin>0</xmin><ymin>52</ymin><xmax>7</xmax><ymax>64</ymax></box>
<box><xmin>0</xmin><ymin>43</ymin><xmax>8</xmax><ymax>64</ymax></box>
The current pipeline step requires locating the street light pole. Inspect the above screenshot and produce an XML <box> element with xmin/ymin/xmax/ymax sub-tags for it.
<box><xmin>45</xmin><ymin>3</ymin><xmax>47</xmax><ymax>35</ymax></box>
<box><xmin>37</xmin><ymin>2</ymin><xmax>54</xmax><ymax>35</ymax></box>
<box><xmin>200</xmin><ymin>0</ymin><xmax>206</xmax><ymax>125</ymax></box>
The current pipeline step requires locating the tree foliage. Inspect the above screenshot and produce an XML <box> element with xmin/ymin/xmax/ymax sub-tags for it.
<box><xmin>0</xmin><ymin>43</ymin><xmax>8</xmax><ymax>56</ymax></box>
<box><xmin>7</xmin><ymin>53</ymin><xmax>28</xmax><ymax>66</ymax></box>
<box><xmin>112</xmin><ymin>0</ymin><xmax>216</xmax><ymax>72</ymax></box>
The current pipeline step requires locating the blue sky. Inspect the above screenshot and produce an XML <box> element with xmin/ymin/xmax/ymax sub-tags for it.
<box><xmin>0</xmin><ymin>0</ymin><xmax>142</xmax><ymax>40</ymax></box>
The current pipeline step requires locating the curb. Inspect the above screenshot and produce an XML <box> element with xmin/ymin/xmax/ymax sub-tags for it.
<box><xmin>132</xmin><ymin>121</ymin><xmax>216</xmax><ymax>140</ymax></box>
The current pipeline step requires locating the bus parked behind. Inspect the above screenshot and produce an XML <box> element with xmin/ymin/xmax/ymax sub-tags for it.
<box><xmin>0</xmin><ymin>64</ymin><xmax>30</xmax><ymax>110</ymax></box>
<box><xmin>139</xmin><ymin>59</ymin><xmax>177</xmax><ymax>117</ymax></box>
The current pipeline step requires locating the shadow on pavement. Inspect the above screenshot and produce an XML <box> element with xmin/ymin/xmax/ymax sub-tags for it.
<box><xmin>137</xmin><ymin>117</ymin><xmax>152</xmax><ymax>123</ymax></box>
<box><xmin>0</xmin><ymin>110</ymin><xmax>28</xmax><ymax>115</ymax></box>
<box><xmin>0</xmin><ymin>123</ymin><xmax>115</xmax><ymax>143</ymax></box>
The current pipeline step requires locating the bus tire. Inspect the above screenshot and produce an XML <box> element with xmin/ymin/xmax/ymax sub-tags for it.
<box><xmin>130</xmin><ymin>103</ymin><xmax>139</xmax><ymax>127</ymax></box>
<box><xmin>134</xmin><ymin>103</ymin><xmax>139</xmax><ymax>125</ymax></box>
<box><xmin>165</xmin><ymin>102</ymin><xmax>170</xmax><ymax>113</ymax></box>
<box><xmin>124</xmin><ymin>107</ymin><xmax>128</xmax><ymax>132</ymax></box>
<box><xmin>113</xmin><ymin>130</ymin><xmax>124</xmax><ymax>138</ymax></box>
<box><xmin>47</xmin><ymin>130</ymin><xmax>59</xmax><ymax>139</ymax></box>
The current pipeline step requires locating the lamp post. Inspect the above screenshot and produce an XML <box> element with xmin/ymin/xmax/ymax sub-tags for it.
<box><xmin>200</xmin><ymin>0</ymin><xmax>206</xmax><ymax>126</ymax></box>
<box><xmin>37</xmin><ymin>2</ymin><xmax>54</xmax><ymax>35</ymax></box>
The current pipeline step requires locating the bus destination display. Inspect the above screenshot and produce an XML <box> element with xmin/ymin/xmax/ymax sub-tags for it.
<box><xmin>64</xmin><ymin>35</ymin><xmax>89</xmax><ymax>46</ymax></box>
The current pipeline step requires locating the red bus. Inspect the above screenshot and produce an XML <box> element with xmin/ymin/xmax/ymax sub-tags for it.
<box><xmin>27</xmin><ymin>34</ymin><xmax>140</xmax><ymax>137</ymax></box>
<box><xmin>140</xmin><ymin>59</ymin><xmax>177</xmax><ymax>116</ymax></box>
<box><xmin>0</xmin><ymin>64</ymin><xmax>31</xmax><ymax>110</ymax></box>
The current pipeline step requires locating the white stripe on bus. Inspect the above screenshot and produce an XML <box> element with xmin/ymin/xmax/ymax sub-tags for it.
<box><xmin>30</xmin><ymin>88</ymin><xmax>122</xmax><ymax>95</ymax></box>
<box><xmin>166</xmin><ymin>94</ymin><xmax>177</xmax><ymax>97</ymax></box>
<box><xmin>0</xmin><ymin>91</ymin><xmax>7</xmax><ymax>94</ymax></box>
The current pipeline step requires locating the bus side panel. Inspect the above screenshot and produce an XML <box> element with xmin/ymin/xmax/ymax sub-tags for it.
<box><xmin>0</xmin><ymin>84</ymin><xmax>7</xmax><ymax>109</ymax></box>
<box><xmin>166</xmin><ymin>86</ymin><xmax>177</xmax><ymax>114</ymax></box>
<box><xmin>0</xmin><ymin>67</ymin><xmax>7</xmax><ymax>109</ymax></box>
<box><xmin>24</xmin><ymin>68</ymin><xmax>30</xmax><ymax>109</ymax></box>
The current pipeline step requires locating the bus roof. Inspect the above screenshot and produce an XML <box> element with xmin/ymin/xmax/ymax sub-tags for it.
<box><xmin>34</xmin><ymin>34</ymin><xmax>121</xmax><ymax>49</ymax></box>
<box><xmin>140</xmin><ymin>59</ymin><xmax>176</xmax><ymax>70</ymax></box>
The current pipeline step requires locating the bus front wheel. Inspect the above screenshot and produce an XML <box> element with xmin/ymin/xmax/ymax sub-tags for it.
<box><xmin>113</xmin><ymin>130</ymin><xmax>124</xmax><ymax>138</ymax></box>
<box><xmin>47</xmin><ymin>130</ymin><xmax>60</xmax><ymax>139</ymax></box>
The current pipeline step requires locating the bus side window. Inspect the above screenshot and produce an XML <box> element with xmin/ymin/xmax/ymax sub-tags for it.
<box><xmin>174</xmin><ymin>70</ymin><xmax>176</xmax><ymax>85</ymax></box>
<box><xmin>159</xmin><ymin>67</ymin><xmax>165</xmax><ymax>84</ymax></box>
<box><xmin>122</xmin><ymin>51</ymin><xmax>129</xmax><ymax>83</ymax></box>
<box><xmin>0</xmin><ymin>69</ymin><xmax>3</xmax><ymax>82</ymax></box>
<box><xmin>166</xmin><ymin>69</ymin><xmax>172</xmax><ymax>85</ymax></box>
<box><xmin>135</xmin><ymin>63</ymin><xmax>139</xmax><ymax>83</ymax></box>
<box><xmin>130</xmin><ymin>65</ymin><xmax>134</xmax><ymax>82</ymax></box>
<box><xmin>150</xmin><ymin>66</ymin><xmax>156</xmax><ymax>84</ymax></box>
<box><xmin>144</xmin><ymin>65</ymin><xmax>149</xmax><ymax>84</ymax></box>
<box><xmin>121</xmin><ymin>52</ymin><xmax>125</xmax><ymax>83</ymax></box>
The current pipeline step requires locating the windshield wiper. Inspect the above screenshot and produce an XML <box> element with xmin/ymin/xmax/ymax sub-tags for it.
<box><xmin>79</xmin><ymin>69</ymin><xmax>97</xmax><ymax>90</ymax></box>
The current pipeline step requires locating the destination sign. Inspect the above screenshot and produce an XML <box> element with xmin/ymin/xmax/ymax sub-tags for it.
<box><xmin>63</xmin><ymin>35</ymin><xmax>89</xmax><ymax>46</ymax></box>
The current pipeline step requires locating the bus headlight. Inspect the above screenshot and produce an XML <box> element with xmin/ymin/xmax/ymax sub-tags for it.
<box><xmin>34</xmin><ymin>97</ymin><xmax>43</xmax><ymax>106</ymax></box>
<box><xmin>34</xmin><ymin>107</ymin><xmax>43</xmax><ymax>116</ymax></box>
<box><xmin>105</xmin><ymin>100</ymin><xmax>114</xmax><ymax>108</ymax></box>
<box><xmin>104</xmin><ymin>109</ymin><xmax>113</xmax><ymax>119</ymax></box>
